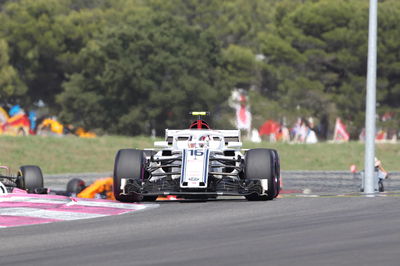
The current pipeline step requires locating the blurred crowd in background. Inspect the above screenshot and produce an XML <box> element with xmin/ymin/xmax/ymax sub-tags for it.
<box><xmin>231</xmin><ymin>89</ymin><xmax>398</xmax><ymax>144</ymax></box>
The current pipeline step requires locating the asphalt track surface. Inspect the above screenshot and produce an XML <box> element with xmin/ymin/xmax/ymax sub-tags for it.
<box><xmin>1</xmin><ymin>193</ymin><xmax>400</xmax><ymax>266</ymax></box>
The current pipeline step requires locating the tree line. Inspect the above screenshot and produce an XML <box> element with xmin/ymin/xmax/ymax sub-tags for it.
<box><xmin>0</xmin><ymin>0</ymin><xmax>399</xmax><ymax>137</ymax></box>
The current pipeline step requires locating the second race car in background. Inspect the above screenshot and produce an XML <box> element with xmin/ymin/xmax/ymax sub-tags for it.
<box><xmin>0</xmin><ymin>165</ymin><xmax>45</xmax><ymax>194</ymax></box>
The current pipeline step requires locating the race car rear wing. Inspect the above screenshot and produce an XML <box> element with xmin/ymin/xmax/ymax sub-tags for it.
<box><xmin>165</xmin><ymin>129</ymin><xmax>241</xmax><ymax>145</ymax></box>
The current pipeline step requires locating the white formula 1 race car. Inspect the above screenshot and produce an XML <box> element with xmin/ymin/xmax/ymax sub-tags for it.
<box><xmin>113</xmin><ymin>112</ymin><xmax>280</xmax><ymax>202</ymax></box>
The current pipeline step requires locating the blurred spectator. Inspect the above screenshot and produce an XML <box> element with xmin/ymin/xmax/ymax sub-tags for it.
<box><xmin>376</xmin><ymin>129</ymin><xmax>387</xmax><ymax>142</ymax></box>
<box><xmin>305</xmin><ymin>127</ymin><xmax>318</xmax><ymax>143</ymax></box>
<box><xmin>28</xmin><ymin>111</ymin><xmax>36</xmax><ymax>135</ymax></box>
<box><xmin>251</xmin><ymin>128</ymin><xmax>261</xmax><ymax>143</ymax></box>
<box><xmin>317</xmin><ymin>114</ymin><xmax>329</xmax><ymax>140</ymax></box>
<box><xmin>333</xmin><ymin>117</ymin><xmax>350</xmax><ymax>142</ymax></box>
<box><xmin>308</xmin><ymin>116</ymin><xmax>315</xmax><ymax>130</ymax></box>
<box><xmin>291</xmin><ymin>117</ymin><xmax>302</xmax><ymax>141</ymax></box>
<box><xmin>292</xmin><ymin>118</ymin><xmax>318</xmax><ymax>144</ymax></box>
<box><xmin>375</xmin><ymin>157</ymin><xmax>388</xmax><ymax>192</ymax></box>
<box><xmin>259</xmin><ymin>119</ymin><xmax>280</xmax><ymax>142</ymax></box>
<box><xmin>278</xmin><ymin>124</ymin><xmax>290</xmax><ymax>143</ymax></box>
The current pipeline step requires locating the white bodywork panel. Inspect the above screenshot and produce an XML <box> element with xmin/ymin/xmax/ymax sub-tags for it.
<box><xmin>260</xmin><ymin>179</ymin><xmax>269</xmax><ymax>195</ymax></box>
<box><xmin>181</xmin><ymin>148</ymin><xmax>209</xmax><ymax>188</ymax></box>
<box><xmin>0</xmin><ymin>182</ymin><xmax>8</xmax><ymax>195</ymax></box>
<box><xmin>165</xmin><ymin>129</ymin><xmax>241</xmax><ymax>150</ymax></box>
<box><xmin>146</xmin><ymin>128</ymin><xmax>245</xmax><ymax>185</ymax></box>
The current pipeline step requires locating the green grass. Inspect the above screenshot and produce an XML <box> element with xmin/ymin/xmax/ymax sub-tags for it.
<box><xmin>0</xmin><ymin>135</ymin><xmax>398</xmax><ymax>174</ymax></box>
<box><xmin>245</xmin><ymin>142</ymin><xmax>399</xmax><ymax>172</ymax></box>
<box><xmin>0</xmin><ymin>135</ymin><xmax>155</xmax><ymax>174</ymax></box>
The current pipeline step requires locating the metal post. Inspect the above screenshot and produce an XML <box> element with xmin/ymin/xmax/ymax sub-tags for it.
<box><xmin>364</xmin><ymin>0</ymin><xmax>378</xmax><ymax>194</ymax></box>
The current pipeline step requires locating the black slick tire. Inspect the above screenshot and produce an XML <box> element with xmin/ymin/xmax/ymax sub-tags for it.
<box><xmin>113</xmin><ymin>149</ymin><xmax>145</xmax><ymax>202</ymax></box>
<box><xmin>271</xmin><ymin>149</ymin><xmax>281</xmax><ymax>197</ymax></box>
<box><xmin>17</xmin><ymin>165</ymin><xmax>44</xmax><ymax>192</ymax></box>
<box><xmin>66</xmin><ymin>178</ymin><xmax>86</xmax><ymax>195</ymax></box>
<box><xmin>244</xmin><ymin>148</ymin><xmax>277</xmax><ymax>201</ymax></box>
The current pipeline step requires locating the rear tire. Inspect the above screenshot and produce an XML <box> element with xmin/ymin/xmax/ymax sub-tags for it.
<box><xmin>244</xmin><ymin>149</ymin><xmax>278</xmax><ymax>201</ymax></box>
<box><xmin>17</xmin><ymin>165</ymin><xmax>44</xmax><ymax>192</ymax></box>
<box><xmin>113</xmin><ymin>149</ymin><xmax>145</xmax><ymax>202</ymax></box>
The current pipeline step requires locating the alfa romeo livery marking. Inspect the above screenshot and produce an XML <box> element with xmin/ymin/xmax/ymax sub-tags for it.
<box><xmin>181</xmin><ymin>148</ymin><xmax>210</xmax><ymax>188</ymax></box>
<box><xmin>0</xmin><ymin>193</ymin><xmax>158</xmax><ymax>228</ymax></box>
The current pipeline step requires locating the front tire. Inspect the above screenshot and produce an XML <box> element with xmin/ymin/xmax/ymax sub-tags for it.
<box><xmin>113</xmin><ymin>149</ymin><xmax>145</xmax><ymax>202</ymax></box>
<box><xmin>244</xmin><ymin>149</ymin><xmax>278</xmax><ymax>201</ymax></box>
<box><xmin>271</xmin><ymin>149</ymin><xmax>281</xmax><ymax>197</ymax></box>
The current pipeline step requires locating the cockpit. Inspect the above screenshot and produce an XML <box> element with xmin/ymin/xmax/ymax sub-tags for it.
<box><xmin>173</xmin><ymin>131</ymin><xmax>223</xmax><ymax>150</ymax></box>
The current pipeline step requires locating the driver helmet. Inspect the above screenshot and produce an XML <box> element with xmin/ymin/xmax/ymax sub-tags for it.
<box><xmin>66</xmin><ymin>178</ymin><xmax>87</xmax><ymax>196</ymax></box>
<box><xmin>198</xmin><ymin>134</ymin><xmax>210</xmax><ymax>148</ymax></box>
<box><xmin>188</xmin><ymin>134</ymin><xmax>210</xmax><ymax>148</ymax></box>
